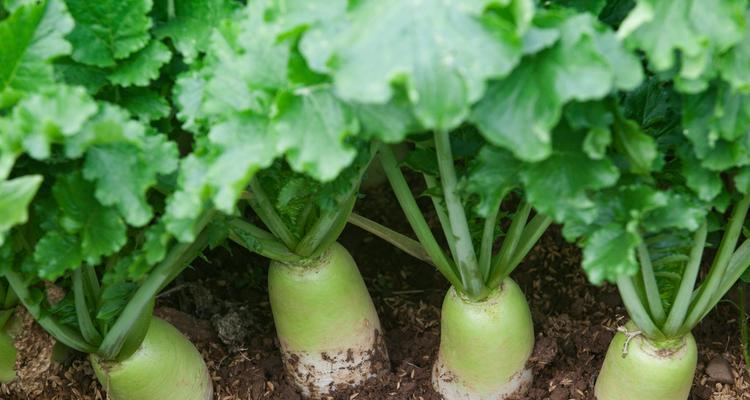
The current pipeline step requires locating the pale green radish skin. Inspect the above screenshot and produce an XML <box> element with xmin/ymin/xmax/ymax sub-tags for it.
<box><xmin>433</xmin><ymin>279</ymin><xmax>534</xmax><ymax>400</ymax></box>
<box><xmin>90</xmin><ymin>317</ymin><xmax>212</xmax><ymax>400</ymax></box>
<box><xmin>595</xmin><ymin>323</ymin><xmax>697</xmax><ymax>400</ymax></box>
<box><xmin>0</xmin><ymin>329</ymin><xmax>16</xmax><ymax>383</ymax></box>
<box><xmin>268</xmin><ymin>242</ymin><xmax>386</xmax><ymax>397</ymax></box>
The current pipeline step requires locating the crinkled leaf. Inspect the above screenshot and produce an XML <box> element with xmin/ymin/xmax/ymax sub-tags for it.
<box><xmin>33</xmin><ymin>231</ymin><xmax>81</xmax><ymax>280</ymax></box>
<box><xmin>612</xmin><ymin>116</ymin><xmax>657</xmax><ymax>174</ymax></box>
<box><xmin>53</xmin><ymin>172</ymin><xmax>127</xmax><ymax>264</ymax></box>
<box><xmin>302</xmin><ymin>0</ymin><xmax>531</xmax><ymax>130</ymax></box>
<box><xmin>1</xmin><ymin>85</ymin><xmax>97</xmax><ymax>159</ymax></box>
<box><xmin>473</xmin><ymin>12</ymin><xmax>642</xmax><ymax>161</ymax></box>
<box><xmin>154</xmin><ymin>0</ymin><xmax>238</xmax><ymax>62</ymax></box>
<box><xmin>0</xmin><ymin>175</ymin><xmax>42</xmax><ymax>245</ymax></box>
<box><xmin>166</xmin><ymin>115</ymin><xmax>277</xmax><ymax>240</ymax></box>
<box><xmin>119</xmin><ymin>87</ymin><xmax>171</xmax><ymax>121</ymax></box>
<box><xmin>65</xmin><ymin>0</ymin><xmax>153</xmax><ymax>67</ymax></box>
<box><xmin>582</xmin><ymin>223</ymin><xmax>640</xmax><ymax>285</ymax></box>
<box><xmin>465</xmin><ymin>146</ymin><xmax>521</xmax><ymax>217</ymax></box>
<box><xmin>645</xmin><ymin>191</ymin><xmax>706</xmax><ymax>232</ymax></box>
<box><xmin>274</xmin><ymin>89</ymin><xmax>358</xmax><ymax>181</ymax></box>
<box><xmin>520</xmin><ymin>128</ymin><xmax>619</xmax><ymax>221</ymax></box>
<box><xmin>0</xmin><ymin>0</ymin><xmax>74</xmax><ymax>106</ymax></box>
<box><xmin>717</xmin><ymin>13</ymin><xmax>750</xmax><ymax>92</ymax></box>
<box><xmin>108</xmin><ymin>41</ymin><xmax>172</xmax><ymax>87</ymax></box>
<box><xmin>620</xmin><ymin>0</ymin><xmax>745</xmax><ymax>81</ymax></box>
<box><xmin>83</xmin><ymin>134</ymin><xmax>179</xmax><ymax>226</ymax></box>
<box><xmin>683</xmin><ymin>85</ymin><xmax>750</xmax><ymax>171</ymax></box>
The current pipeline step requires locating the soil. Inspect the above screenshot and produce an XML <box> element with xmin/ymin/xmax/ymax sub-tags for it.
<box><xmin>3</xmin><ymin>183</ymin><xmax>750</xmax><ymax>399</ymax></box>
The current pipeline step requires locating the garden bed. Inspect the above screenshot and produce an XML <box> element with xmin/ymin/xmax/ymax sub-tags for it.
<box><xmin>3</xmin><ymin>187</ymin><xmax>749</xmax><ymax>400</ymax></box>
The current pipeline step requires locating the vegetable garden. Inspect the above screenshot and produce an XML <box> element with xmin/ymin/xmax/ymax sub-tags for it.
<box><xmin>2</xmin><ymin>0</ymin><xmax>750</xmax><ymax>399</ymax></box>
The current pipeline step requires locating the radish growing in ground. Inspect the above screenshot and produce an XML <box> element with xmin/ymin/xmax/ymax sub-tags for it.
<box><xmin>225</xmin><ymin>156</ymin><xmax>389</xmax><ymax>397</ymax></box>
<box><xmin>551</xmin><ymin>31</ymin><xmax>750</xmax><ymax>396</ymax></box>
<box><xmin>166</xmin><ymin>2</ymin><xmax>391</xmax><ymax>396</ymax></box>
<box><xmin>298</xmin><ymin>0</ymin><xmax>640</xmax><ymax>397</ymax></box>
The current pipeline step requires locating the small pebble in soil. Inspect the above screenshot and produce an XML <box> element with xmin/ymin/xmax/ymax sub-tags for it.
<box><xmin>705</xmin><ymin>355</ymin><xmax>735</xmax><ymax>384</ymax></box>
<box><xmin>549</xmin><ymin>386</ymin><xmax>569</xmax><ymax>400</ymax></box>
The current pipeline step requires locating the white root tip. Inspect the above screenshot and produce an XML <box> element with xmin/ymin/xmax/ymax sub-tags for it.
<box><xmin>280</xmin><ymin>330</ymin><xmax>388</xmax><ymax>398</ymax></box>
<box><xmin>432</xmin><ymin>356</ymin><xmax>532</xmax><ymax>400</ymax></box>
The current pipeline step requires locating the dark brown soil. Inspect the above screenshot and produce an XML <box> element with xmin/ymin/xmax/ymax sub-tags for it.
<box><xmin>3</xmin><ymin>184</ymin><xmax>750</xmax><ymax>399</ymax></box>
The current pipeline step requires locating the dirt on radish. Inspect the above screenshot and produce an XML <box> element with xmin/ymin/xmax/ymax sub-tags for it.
<box><xmin>2</xmin><ymin>188</ymin><xmax>749</xmax><ymax>400</ymax></box>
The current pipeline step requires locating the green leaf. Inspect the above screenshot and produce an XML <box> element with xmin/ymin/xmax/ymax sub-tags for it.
<box><xmin>717</xmin><ymin>12</ymin><xmax>750</xmax><ymax>92</ymax></box>
<box><xmin>681</xmin><ymin>153</ymin><xmax>723</xmax><ymax>201</ymax></box>
<box><xmin>0</xmin><ymin>175</ymin><xmax>42</xmax><ymax>245</ymax></box>
<box><xmin>465</xmin><ymin>146</ymin><xmax>521</xmax><ymax>217</ymax></box>
<box><xmin>83</xmin><ymin>134</ymin><xmax>179</xmax><ymax>227</ymax></box>
<box><xmin>65</xmin><ymin>0</ymin><xmax>153</xmax><ymax>67</ymax></box>
<box><xmin>302</xmin><ymin>0</ymin><xmax>530</xmax><ymax>130</ymax></box>
<box><xmin>612</xmin><ymin>116</ymin><xmax>657</xmax><ymax>174</ymax></box>
<box><xmin>735</xmin><ymin>167</ymin><xmax>750</xmax><ymax>194</ymax></box>
<box><xmin>54</xmin><ymin>59</ymin><xmax>109</xmax><ymax>93</ymax></box>
<box><xmin>582</xmin><ymin>223</ymin><xmax>640</xmax><ymax>285</ymax></box>
<box><xmin>119</xmin><ymin>87</ymin><xmax>171</xmax><ymax>121</ymax></box>
<box><xmin>620</xmin><ymin>0</ymin><xmax>745</xmax><ymax>81</ymax></box>
<box><xmin>53</xmin><ymin>172</ymin><xmax>127</xmax><ymax>264</ymax></box>
<box><xmin>274</xmin><ymin>89</ymin><xmax>358</xmax><ymax>181</ymax></box>
<box><xmin>683</xmin><ymin>85</ymin><xmax>750</xmax><ymax>171</ymax></box>
<box><xmin>520</xmin><ymin>128</ymin><xmax>619</xmax><ymax>221</ymax></box>
<box><xmin>143</xmin><ymin>222</ymin><xmax>170</xmax><ymax>265</ymax></box>
<box><xmin>472</xmin><ymin>12</ymin><xmax>642</xmax><ymax>161</ymax></box>
<box><xmin>0</xmin><ymin>0</ymin><xmax>74</xmax><ymax>106</ymax></box>
<box><xmin>645</xmin><ymin>191</ymin><xmax>706</xmax><ymax>232</ymax></box>
<box><xmin>265</xmin><ymin>0</ymin><xmax>347</xmax><ymax>35</ymax></box>
<box><xmin>96</xmin><ymin>281</ymin><xmax>136</xmax><ymax>324</ymax></box>
<box><xmin>108</xmin><ymin>41</ymin><xmax>172</xmax><ymax>87</ymax></box>
<box><xmin>352</xmin><ymin>94</ymin><xmax>418</xmax><ymax>143</ymax></box>
<box><xmin>166</xmin><ymin>114</ymin><xmax>277</xmax><ymax>240</ymax></box>
<box><xmin>583</xmin><ymin>127</ymin><xmax>611</xmax><ymax>160</ymax></box>
<box><xmin>154</xmin><ymin>0</ymin><xmax>238</xmax><ymax>62</ymax></box>
<box><xmin>33</xmin><ymin>231</ymin><xmax>82</xmax><ymax>280</ymax></box>
<box><xmin>1</xmin><ymin>85</ymin><xmax>97</xmax><ymax>159</ymax></box>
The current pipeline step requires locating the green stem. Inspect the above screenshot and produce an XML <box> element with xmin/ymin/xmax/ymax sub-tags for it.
<box><xmin>295</xmin><ymin>193</ymin><xmax>357</xmax><ymax>258</ymax></box>
<box><xmin>380</xmin><ymin>144</ymin><xmax>462</xmax><ymax>289</ymax></box>
<box><xmin>478</xmin><ymin>204</ymin><xmax>501</xmax><ymax>282</ymax></box>
<box><xmin>98</xmin><ymin>228</ymin><xmax>211</xmax><ymax>360</ymax></box>
<box><xmin>683</xmin><ymin>193</ymin><xmax>750</xmax><ymax>331</ymax></box>
<box><xmin>489</xmin><ymin>202</ymin><xmax>531</xmax><ymax>282</ymax></box>
<box><xmin>302</xmin><ymin>194</ymin><xmax>357</xmax><ymax>259</ymax></box>
<box><xmin>82</xmin><ymin>264</ymin><xmax>100</xmax><ymax>303</ymax></box>
<box><xmin>228</xmin><ymin>218</ymin><xmax>304</xmax><ymax>263</ymax></box>
<box><xmin>73</xmin><ymin>269</ymin><xmax>103</xmax><ymax>345</ymax></box>
<box><xmin>5</xmin><ymin>270</ymin><xmax>96</xmax><ymax>353</ymax></box>
<box><xmin>701</xmin><ymin>239</ymin><xmax>750</xmax><ymax>324</ymax></box>
<box><xmin>167</xmin><ymin>0</ymin><xmax>176</xmax><ymax>19</ymax></box>
<box><xmin>617</xmin><ymin>275</ymin><xmax>664</xmax><ymax>340</ymax></box>
<box><xmin>248</xmin><ymin>179</ymin><xmax>298</xmax><ymax>249</ymax></box>
<box><xmin>663</xmin><ymin>222</ymin><xmax>706</xmax><ymax>336</ymax></box>
<box><xmin>347</xmin><ymin>212</ymin><xmax>434</xmax><ymax>266</ymax></box>
<box><xmin>506</xmin><ymin>214</ymin><xmax>553</xmax><ymax>277</ymax></box>
<box><xmin>423</xmin><ymin>173</ymin><xmax>459</xmax><ymax>266</ymax></box>
<box><xmin>2</xmin><ymin>286</ymin><xmax>16</xmax><ymax>310</ymax></box>
<box><xmin>638</xmin><ymin>242</ymin><xmax>666</xmax><ymax>324</ymax></box>
<box><xmin>434</xmin><ymin>130</ymin><xmax>484</xmax><ymax>299</ymax></box>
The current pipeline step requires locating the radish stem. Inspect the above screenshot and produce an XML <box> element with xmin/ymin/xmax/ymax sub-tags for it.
<box><xmin>434</xmin><ymin>130</ymin><xmax>484</xmax><ymax>299</ymax></box>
